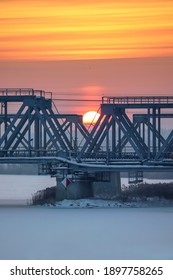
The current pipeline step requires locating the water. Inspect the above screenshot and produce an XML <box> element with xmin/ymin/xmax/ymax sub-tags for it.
<box><xmin>0</xmin><ymin>174</ymin><xmax>172</xmax><ymax>206</ymax></box>
<box><xmin>0</xmin><ymin>175</ymin><xmax>56</xmax><ymax>205</ymax></box>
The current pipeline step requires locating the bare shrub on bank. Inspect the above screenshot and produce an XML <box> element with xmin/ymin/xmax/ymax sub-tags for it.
<box><xmin>121</xmin><ymin>182</ymin><xmax>173</xmax><ymax>201</ymax></box>
<box><xmin>32</xmin><ymin>186</ymin><xmax>56</xmax><ymax>205</ymax></box>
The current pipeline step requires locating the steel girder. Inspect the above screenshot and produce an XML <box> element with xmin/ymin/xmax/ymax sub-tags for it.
<box><xmin>77</xmin><ymin>109</ymin><xmax>148</xmax><ymax>161</ymax></box>
<box><xmin>112</xmin><ymin>108</ymin><xmax>148</xmax><ymax>160</ymax></box>
<box><xmin>0</xmin><ymin>113</ymin><xmax>89</xmax><ymax>152</ymax></box>
<box><xmin>46</xmin><ymin>114</ymin><xmax>89</xmax><ymax>151</ymax></box>
<box><xmin>0</xmin><ymin>95</ymin><xmax>74</xmax><ymax>155</ymax></box>
<box><xmin>77</xmin><ymin>114</ymin><xmax>108</xmax><ymax>160</ymax></box>
<box><xmin>0</xmin><ymin>91</ymin><xmax>172</xmax><ymax>165</ymax></box>
<box><xmin>115</xmin><ymin>122</ymin><xmax>139</xmax><ymax>154</ymax></box>
<box><xmin>77</xmin><ymin>104</ymin><xmax>173</xmax><ymax>162</ymax></box>
<box><xmin>156</xmin><ymin>130</ymin><xmax>173</xmax><ymax>159</ymax></box>
<box><xmin>133</xmin><ymin>113</ymin><xmax>173</xmax><ymax>159</ymax></box>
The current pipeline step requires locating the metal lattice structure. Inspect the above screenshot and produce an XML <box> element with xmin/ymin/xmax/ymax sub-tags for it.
<box><xmin>0</xmin><ymin>88</ymin><xmax>88</xmax><ymax>157</ymax></box>
<box><xmin>0</xmin><ymin>89</ymin><xmax>173</xmax><ymax>172</ymax></box>
<box><xmin>77</xmin><ymin>96</ymin><xmax>173</xmax><ymax>164</ymax></box>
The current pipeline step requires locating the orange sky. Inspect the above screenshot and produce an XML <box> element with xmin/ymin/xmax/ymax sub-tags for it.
<box><xmin>0</xmin><ymin>0</ymin><xmax>173</xmax><ymax>116</ymax></box>
<box><xmin>0</xmin><ymin>0</ymin><xmax>173</xmax><ymax>60</ymax></box>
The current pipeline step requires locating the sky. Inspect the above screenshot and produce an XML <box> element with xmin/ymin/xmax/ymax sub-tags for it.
<box><xmin>0</xmin><ymin>0</ymin><xmax>173</xmax><ymax>114</ymax></box>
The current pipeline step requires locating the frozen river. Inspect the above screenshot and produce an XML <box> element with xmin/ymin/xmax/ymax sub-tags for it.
<box><xmin>0</xmin><ymin>175</ymin><xmax>173</xmax><ymax>260</ymax></box>
<box><xmin>0</xmin><ymin>174</ymin><xmax>56</xmax><ymax>205</ymax></box>
<box><xmin>0</xmin><ymin>207</ymin><xmax>173</xmax><ymax>260</ymax></box>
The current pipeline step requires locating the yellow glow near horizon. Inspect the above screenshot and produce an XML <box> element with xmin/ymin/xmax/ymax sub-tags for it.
<box><xmin>83</xmin><ymin>111</ymin><xmax>100</xmax><ymax>124</ymax></box>
<box><xmin>0</xmin><ymin>0</ymin><xmax>173</xmax><ymax>60</ymax></box>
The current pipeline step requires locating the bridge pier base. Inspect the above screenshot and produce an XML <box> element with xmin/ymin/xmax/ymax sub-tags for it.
<box><xmin>55</xmin><ymin>172</ymin><xmax>121</xmax><ymax>201</ymax></box>
<box><xmin>92</xmin><ymin>172</ymin><xmax>121</xmax><ymax>198</ymax></box>
<box><xmin>55</xmin><ymin>177</ymin><xmax>93</xmax><ymax>201</ymax></box>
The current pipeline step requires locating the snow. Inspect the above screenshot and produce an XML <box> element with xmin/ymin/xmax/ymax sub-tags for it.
<box><xmin>48</xmin><ymin>197</ymin><xmax>173</xmax><ymax>208</ymax></box>
<box><xmin>0</xmin><ymin>206</ymin><xmax>173</xmax><ymax>260</ymax></box>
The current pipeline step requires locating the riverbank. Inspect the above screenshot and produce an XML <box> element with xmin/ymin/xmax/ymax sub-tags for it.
<box><xmin>31</xmin><ymin>182</ymin><xmax>173</xmax><ymax>208</ymax></box>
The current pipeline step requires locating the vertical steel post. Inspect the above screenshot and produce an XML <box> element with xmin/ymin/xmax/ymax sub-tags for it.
<box><xmin>158</xmin><ymin>108</ymin><xmax>161</xmax><ymax>151</ymax></box>
<box><xmin>112</xmin><ymin>119</ymin><xmax>116</xmax><ymax>155</ymax></box>
<box><xmin>153</xmin><ymin>107</ymin><xmax>156</xmax><ymax>157</ymax></box>
<box><xmin>138</xmin><ymin>122</ymin><xmax>141</xmax><ymax>137</ymax></box>
<box><xmin>143</xmin><ymin>122</ymin><xmax>145</xmax><ymax>143</ymax></box>
<box><xmin>34</xmin><ymin>115</ymin><xmax>39</xmax><ymax>155</ymax></box>
<box><xmin>147</xmin><ymin>108</ymin><xmax>151</xmax><ymax>159</ymax></box>
<box><xmin>4</xmin><ymin>101</ymin><xmax>7</xmax><ymax>146</ymax></box>
<box><xmin>28</xmin><ymin>107</ymin><xmax>31</xmax><ymax>156</ymax></box>
<box><xmin>39</xmin><ymin>119</ymin><xmax>42</xmax><ymax>150</ymax></box>
<box><xmin>70</xmin><ymin>123</ymin><xmax>73</xmax><ymax>146</ymax></box>
<box><xmin>106</xmin><ymin>126</ymin><xmax>109</xmax><ymax>164</ymax></box>
<box><xmin>43</xmin><ymin>124</ymin><xmax>47</xmax><ymax>154</ymax></box>
<box><xmin>74</xmin><ymin>122</ymin><xmax>78</xmax><ymax>153</ymax></box>
<box><xmin>118</xmin><ymin>124</ymin><xmax>121</xmax><ymax>158</ymax></box>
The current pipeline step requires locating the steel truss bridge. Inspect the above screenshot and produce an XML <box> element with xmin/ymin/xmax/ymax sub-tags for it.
<box><xmin>0</xmin><ymin>88</ymin><xmax>173</xmax><ymax>178</ymax></box>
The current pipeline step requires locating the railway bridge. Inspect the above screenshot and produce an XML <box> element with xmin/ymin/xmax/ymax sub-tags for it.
<box><xmin>0</xmin><ymin>88</ymin><xmax>173</xmax><ymax>199</ymax></box>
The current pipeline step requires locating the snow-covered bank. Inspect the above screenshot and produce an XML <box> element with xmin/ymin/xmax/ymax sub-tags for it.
<box><xmin>44</xmin><ymin>197</ymin><xmax>173</xmax><ymax>208</ymax></box>
<box><xmin>31</xmin><ymin>181</ymin><xmax>173</xmax><ymax>208</ymax></box>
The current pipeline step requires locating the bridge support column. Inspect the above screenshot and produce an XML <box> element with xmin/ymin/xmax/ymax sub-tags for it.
<box><xmin>92</xmin><ymin>172</ymin><xmax>121</xmax><ymax>198</ymax></box>
<box><xmin>55</xmin><ymin>177</ymin><xmax>93</xmax><ymax>201</ymax></box>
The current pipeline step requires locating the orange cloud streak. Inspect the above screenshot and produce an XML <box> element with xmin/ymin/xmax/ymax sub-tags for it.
<box><xmin>0</xmin><ymin>0</ymin><xmax>173</xmax><ymax>60</ymax></box>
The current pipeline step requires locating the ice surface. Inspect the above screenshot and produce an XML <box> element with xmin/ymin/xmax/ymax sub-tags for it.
<box><xmin>0</xmin><ymin>175</ymin><xmax>173</xmax><ymax>260</ymax></box>
<box><xmin>0</xmin><ymin>207</ymin><xmax>173</xmax><ymax>260</ymax></box>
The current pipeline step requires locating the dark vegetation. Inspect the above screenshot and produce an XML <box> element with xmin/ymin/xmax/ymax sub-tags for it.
<box><xmin>31</xmin><ymin>182</ymin><xmax>173</xmax><ymax>205</ymax></box>
<box><xmin>121</xmin><ymin>182</ymin><xmax>173</xmax><ymax>202</ymax></box>
<box><xmin>32</xmin><ymin>186</ymin><xmax>56</xmax><ymax>205</ymax></box>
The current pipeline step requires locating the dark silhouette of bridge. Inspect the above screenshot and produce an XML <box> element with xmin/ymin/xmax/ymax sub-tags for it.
<box><xmin>0</xmin><ymin>88</ymin><xmax>173</xmax><ymax>179</ymax></box>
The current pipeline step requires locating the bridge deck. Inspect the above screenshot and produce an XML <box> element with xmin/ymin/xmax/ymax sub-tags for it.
<box><xmin>102</xmin><ymin>96</ymin><xmax>173</xmax><ymax>104</ymax></box>
<box><xmin>0</xmin><ymin>88</ymin><xmax>52</xmax><ymax>99</ymax></box>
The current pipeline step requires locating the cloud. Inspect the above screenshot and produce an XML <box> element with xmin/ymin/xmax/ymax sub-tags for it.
<box><xmin>0</xmin><ymin>0</ymin><xmax>173</xmax><ymax>60</ymax></box>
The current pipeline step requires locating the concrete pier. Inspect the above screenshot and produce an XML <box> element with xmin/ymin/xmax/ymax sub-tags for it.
<box><xmin>55</xmin><ymin>177</ymin><xmax>93</xmax><ymax>201</ymax></box>
<box><xmin>55</xmin><ymin>172</ymin><xmax>121</xmax><ymax>201</ymax></box>
<box><xmin>93</xmin><ymin>172</ymin><xmax>121</xmax><ymax>198</ymax></box>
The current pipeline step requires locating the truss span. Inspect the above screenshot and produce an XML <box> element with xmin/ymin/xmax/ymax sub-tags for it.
<box><xmin>0</xmin><ymin>89</ymin><xmax>173</xmax><ymax>172</ymax></box>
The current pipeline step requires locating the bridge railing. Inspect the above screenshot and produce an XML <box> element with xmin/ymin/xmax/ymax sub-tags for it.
<box><xmin>102</xmin><ymin>96</ymin><xmax>173</xmax><ymax>104</ymax></box>
<box><xmin>0</xmin><ymin>149</ymin><xmax>61</xmax><ymax>157</ymax></box>
<box><xmin>0</xmin><ymin>88</ymin><xmax>52</xmax><ymax>99</ymax></box>
<box><xmin>0</xmin><ymin>149</ymin><xmax>172</xmax><ymax>163</ymax></box>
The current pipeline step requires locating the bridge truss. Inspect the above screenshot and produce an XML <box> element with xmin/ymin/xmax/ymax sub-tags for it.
<box><xmin>77</xmin><ymin>96</ymin><xmax>173</xmax><ymax>166</ymax></box>
<box><xmin>0</xmin><ymin>89</ymin><xmax>173</xmax><ymax>174</ymax></box>
<box><xmin>0</xmin><ymin>88</ymin><xmax>88</xmax><ymax>158</ymax></box>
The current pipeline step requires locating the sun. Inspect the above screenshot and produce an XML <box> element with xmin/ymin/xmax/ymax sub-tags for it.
<box><xmin>83</xmin><ymin>111</ymin><xmax>100</xmax><ymax>124</ymax></box>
